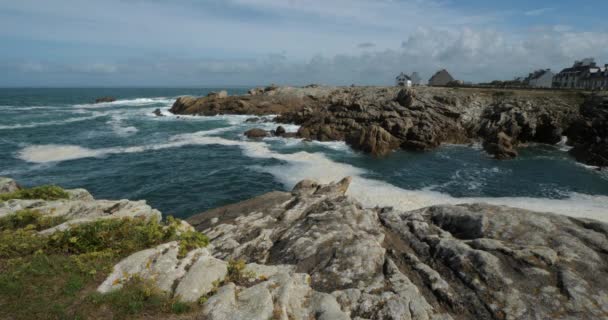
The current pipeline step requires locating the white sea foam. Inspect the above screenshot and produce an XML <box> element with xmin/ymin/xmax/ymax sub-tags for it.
<box><xmin>107</xmin><ymin>115</ymin><xmax>138</xmax><ymax>137</ymax></box>
<box><xmin>74</xmin><ymin>97</ymin><xmax>175</xmax><ymax>109</ymax></box>
<box><xmin>0</xmin><ymin>114</ymin><xmax>106</xmax><ymax>130</ymax></box>
<box><xmin>556</xmin><ymin>136</ymin><xmax>573</xmax><ymax>152</ymax></box>
<box><xmin>16</xmin><ymin>131</ymin><xmax>608</xmax><ymax>222</ymax></box>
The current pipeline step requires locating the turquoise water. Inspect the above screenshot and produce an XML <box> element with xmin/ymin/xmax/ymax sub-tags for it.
<box><xmin>1</xmin><ymin>88</ymin><xmax>607</xmax><ymax>220</ymax></box>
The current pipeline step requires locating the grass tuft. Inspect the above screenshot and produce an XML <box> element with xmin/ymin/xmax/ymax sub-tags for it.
<box><xmin>0</xmin><ymin>215</ymin><xmax>207</xmax><ymax>319</ymax></box>
<box><xmin>0</xmin><ymin>185</ymin><xmax>69</xmax><ymax>202</ymax></box>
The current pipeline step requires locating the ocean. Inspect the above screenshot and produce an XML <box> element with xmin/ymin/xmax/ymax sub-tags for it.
<box><xmin>1</xmin><ymin>88</ymin><xmax>607</xmax><ymax>221</ymax></box>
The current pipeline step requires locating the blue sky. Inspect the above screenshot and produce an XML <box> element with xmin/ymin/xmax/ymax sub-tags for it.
<box><xmin>1</xmin><ymin>0</ymin><xmax>607</xmax><ymax>87</ymax></box>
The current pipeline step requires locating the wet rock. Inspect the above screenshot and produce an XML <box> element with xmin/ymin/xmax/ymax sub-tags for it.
<box><xmin>152</xmin><ymin>108</ymin><xmax>164</xmax><ymax>117</ymax></box>
<box><xmin>274</xmin><ymin>125</ymin><xmax>286</xmax><ymax>136</ymax></box>
<box><xmin>483</xmin><ymin>131</ymin><xmax>518</xmax><ymax>159</ymax></box>
<box><xmin>346</xmin><ymin>125</ymin><xmax>401</xmax><ymax>156</ymax></box>
<box><xmin>244</xmin><ymin>128</ymin><xmax>269</xmax><ymax>139</ymax></box>
<box><xmin>94</xmin><ymin>96</ymin><xmax>116</xmax><ymax>103</ymax></box>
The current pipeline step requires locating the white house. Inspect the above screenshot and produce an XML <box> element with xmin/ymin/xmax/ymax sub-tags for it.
<box><xmin>395</xmin><ymin>73</ymin><xmax>412</xmax><ymax>87</ymax></box>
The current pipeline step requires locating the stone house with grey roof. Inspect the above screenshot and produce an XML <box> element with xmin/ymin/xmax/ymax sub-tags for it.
<box><xmin>428</xmin><ymin>69</ymin><xmax>454</xmax><ymax>86</ymax></box>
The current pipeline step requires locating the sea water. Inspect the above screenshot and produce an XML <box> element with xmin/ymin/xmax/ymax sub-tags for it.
<box><xmin>1</xmin><ymin>88</ymin><xmax>607</xmax><ymax>220</ymax></box>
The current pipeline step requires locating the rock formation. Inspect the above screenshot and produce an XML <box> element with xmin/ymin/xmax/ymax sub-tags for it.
<box><xmin>0</xmin><ymin>178</ymin><xmax>161</xmax><ymax>235</ymax></box>
<box><xmin>168</xmin><ymin>85</ymin><xmax>606</xmax><ymax>167</ymax></box>
<box><xmin>186</xmin><ymin>177</ymin><xmax>608</xmax><ymax>320</ymax></box>
<box><xmin>95</xmin><ymin>96</ymin><xmax>116</xmax><ymax>103</ymax></box>
<box><xmin>568</xmin><ymin>94</ymin><xmax>608</xmax><ymax>167</ymax></box>
<box><xmin>4</xmin><ymin>176</ymin><xmax>607</xmax><ymax>319</ymax></box>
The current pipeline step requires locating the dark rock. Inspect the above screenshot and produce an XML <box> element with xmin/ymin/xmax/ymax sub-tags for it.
<box><xmin>152</xmin><ymin>109</ymin><xmax>164</xmax><ymax>117</ymax></box>
<box><xmin>483</xmin><ymin>132</ymin><xmax>518</xmax><ymax>159</ymax></box>
<box><xmin>567</xmin><ymin>94</ymin><xmax>608</xmax><ymax>167</ymax></box>
<box><xmin>95</xmin><ymin>96</ymin><xmax>116</xmax><ymax>103</ymax></box>
<box><xmin>274</xmin><ymin>126</ymin><xmax>286</xmax><ymax>136</ymax></box>
<box><xmin>244</xmin><ymin>128</ymin><xmax>269</xmax><ymax>139</ymax></box>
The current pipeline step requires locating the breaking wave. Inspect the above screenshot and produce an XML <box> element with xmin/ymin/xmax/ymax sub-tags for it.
<box><xmin>16</xmin><ymin>132</ymin><xmax>608</xmax><ymax>222</ymax></box>
<box><xmin>0</xmin><ymin>114</ymin><xmax>106</xmax><ymax>130</ymax></box>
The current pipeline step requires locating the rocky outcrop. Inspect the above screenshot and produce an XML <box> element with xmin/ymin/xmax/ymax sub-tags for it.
<box><xmin>184</xmin><ymin>177</ymin><xmax>608</xmax><ymax>320</ymax></box>
<box><xmin>169</xmin><ymin>86</ymin><xmax>334</xmax><ymax>116</ymax></box>
<box><xmin>171</xmin><ymin>85</ymin><xmax>595</xmax><ymax>161</ymax></box>
<box><xmin>11</xmin><ymin>175</ymin><xmax>598</xmax><ymax>319</ymax></box>
<box><xmin>568</xmin><ymin>93</ymin><xmax>608</xmax><ymax>167</ymax></box>
<box><xmin>95</xmin><ymin>96</ymin><xmax>116</xmax><ymax>103</ymax></box>
<box><xmin>0</xmin><ymin>180</ymin><xmax>161</xmax><ymax>235</ymax></box>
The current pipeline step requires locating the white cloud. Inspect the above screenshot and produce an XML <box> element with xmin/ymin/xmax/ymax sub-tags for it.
<box><xmin>525</xmin><ymin>7</ymin><xmax>554</xmax><ymax>16</ymax></box>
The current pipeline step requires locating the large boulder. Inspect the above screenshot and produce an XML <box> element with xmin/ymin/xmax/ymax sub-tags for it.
<box><xmin>244</xmin><ymin>128</ymin><xmax>270</xmax><ymax>139</ymax></box>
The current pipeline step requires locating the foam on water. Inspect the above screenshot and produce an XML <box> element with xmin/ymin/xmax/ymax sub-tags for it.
<box><xmin>16</xmin><ymin>131</ymin><xmax>608</xmax><ymax>222</ymax></box>
<box><xmin>0</xmin><ymin>114</ymin><xmax>106</xmax><ymax>130</ymax></box>
<box><xmin>107</xmin><ymin>114</ymin><xmax>138</xmax><ymax>137</ymax></box>
<box><xmin>74</xmin><ymin>97</ymin><xmax>175</xmax><ymax>109</ymax></box>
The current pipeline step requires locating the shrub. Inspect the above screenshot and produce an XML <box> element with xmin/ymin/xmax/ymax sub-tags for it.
<box><xmin>0</xmin><ymin>209</ymin><xmax>66</xmax><ymax>231</ymax></box>
<box><xmin>0</xmin><ymin>185</ymin><xmax>69</xmax><ymax>202</ymax></box>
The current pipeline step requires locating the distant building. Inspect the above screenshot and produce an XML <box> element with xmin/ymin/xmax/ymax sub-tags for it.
<box><xmin>580</xmin><ymin>65</ymin><xmax>608</xmax><ymax>90</ymax></box>
<box><xmin>428</xmin><ymin>69</ymin><xmax>455</xmax><ymax>86</ymax></box>
<box><xmin>395</xmin><ymin>72</ymin><xmax>412</xmax><ymax>87</ymax></box>
<box><xmin>553</xmin><ymin>58</ymin><xmax>601</xmax><ymax>89</ymax></box>
<box><xmin>525</xmin><ymin>69</ymin><xmax>554</xmax><ymax>88</ymax></box>
<box><xmin>410</xmin><ymin>72</ymin><xmax>422</xmax><ymax>86</ymax></box>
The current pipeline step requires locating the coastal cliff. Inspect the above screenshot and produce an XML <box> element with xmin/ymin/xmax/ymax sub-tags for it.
<box><xmin>170</xmin><ymin>86</ymin><xmax>608</xmax><ymax>167</ymax></box>
<box><xmin>2</xmin><ymin>176</ymin><xmax>607</xmax><ymax>319</ymax></box>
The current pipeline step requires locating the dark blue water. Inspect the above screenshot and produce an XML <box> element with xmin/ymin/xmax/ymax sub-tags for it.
<box><xmin>1</xmin><ymin>88</ymin><xmax>607</xmax><ymax>220</ymax></box>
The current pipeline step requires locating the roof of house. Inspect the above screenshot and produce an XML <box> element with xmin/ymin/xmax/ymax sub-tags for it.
<box><xmin>429</xmin><ymin>69</ymin><xmax>454</xmax><ymax>84</ymax></box>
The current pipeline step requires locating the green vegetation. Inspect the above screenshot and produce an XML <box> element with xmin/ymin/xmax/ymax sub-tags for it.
<box><xmin>0</xmin><ymin>214</ymin><xmax>208</xmax><ymax>319</ymax></box>
<box><xmin>0</xmin><ymin>185</ymin><xmax>69</xmax><ymax>202</ymax></box>
<box><xmin>88</xmin><ymin>276</ymin><xmax>194</xmax><ymax>319</ymax></box>
<box><xmin>0</xmin><ymin>209</ymin><xmax>66</xmax><ymax>231</ymax></box>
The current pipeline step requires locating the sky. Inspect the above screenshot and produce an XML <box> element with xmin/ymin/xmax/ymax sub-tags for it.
<box><xmin>1</xmin><ymin>0</ymin><xmax>608</xmax><ymax>87</ymax></box>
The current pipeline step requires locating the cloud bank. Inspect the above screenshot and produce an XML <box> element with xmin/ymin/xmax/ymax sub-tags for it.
<box><xmin>1</xmin><ymin>0</ymin><xmax>607</xmax><ymax>86</ymax></box>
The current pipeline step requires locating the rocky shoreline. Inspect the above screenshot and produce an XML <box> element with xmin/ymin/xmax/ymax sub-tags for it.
<box><xmin>2</xmin><ymin>176</ymin><xmax>607</xmax><ymax>319</ymax></box>
<box><xmin>170</xmin><ymin>86</ymin><xmax>608</xmax><ymax>167</ymax></box>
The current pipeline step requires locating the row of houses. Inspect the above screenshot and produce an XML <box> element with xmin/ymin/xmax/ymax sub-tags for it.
<box><xmin>396</xmin><ymin>58</ymin><xmax>608</xmax><ymax>90</ymax></box>
<box><xmin>517</xmin><ymin>58</ymin><xmax>608</xmax><ymax>90</ymax></box>
<box><xmin>553</xmin><ymin>58</ymin><xmax>608</xmax><ymax>90</ymax></box>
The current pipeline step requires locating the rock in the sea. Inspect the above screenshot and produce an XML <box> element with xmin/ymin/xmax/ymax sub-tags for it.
<box><xmin>0</xmin><ymin>177</ymin><xmax>20</xmax><ymax>194</ymax></box>
<box><xmin>170</xmin><ymin>85</ymin><xmax>600</xmax><ymax>165</ymax></box>
<box><xmin>483</xmin><ymin>131</ymin><xmax>518</xmax><ymax>159</ymax></box>
<box><xmin>244</xmin><ymin>128</ymin><xmax>269</xmax><ymax>139</ymax></box>
<box><xmin>346</xmin><ymin>125</ymin><xmax>401</xmax><ymax>156</ymax></box>
<box><xmin>95</xmin><ymin>96</ymin><xmax>116</xmax><ymax>103</ymax></box>
<box><xmin>274</xmin><ymin>125</ymin><xmax>286</xmax><ymax>136</ymax></box>
<box><xmin>152</xmin><ymin>108</ymin><xmax>164</xmax><ymax>117</ymax></box>
<box><xmin>185</xmin><ymin>177</ymin><xmax>608</xmax><ymax>320</ymax></box>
